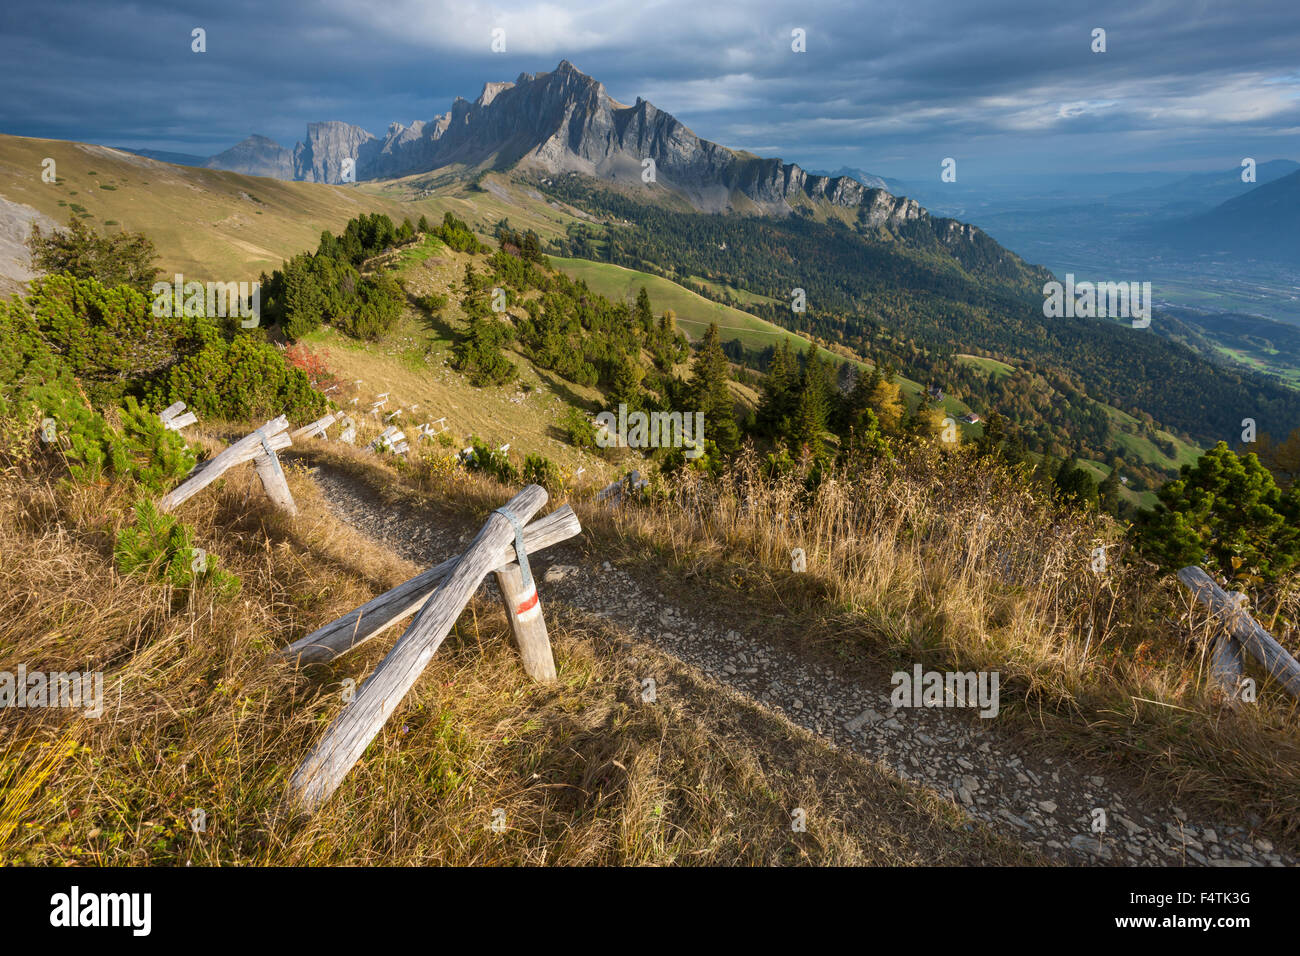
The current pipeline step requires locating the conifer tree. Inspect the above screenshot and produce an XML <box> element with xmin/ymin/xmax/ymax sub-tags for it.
<box><xmin>757</xmin><ymin>338</ymin><xmax>794</xmax><ymax>437</ymax></box>
<box><xmin>1098</xmin><ymin>466</ymin><xmax>1121</xmax><ymax>513</ymax></box>
<box><xmin>609</xmin><ymin>353</ymin><xmax>644</xmax><ymax>411</ymax></box>
<box><xmin>634</xmin><ymin>287</ymin><xmax>654</xmax><ymax>331</ymax></box>
<box><xmin>689</xmin><ymin>322</ymin><xmax>739</xmax><ymax>454</ymax></box>
<box><xmin>791</xmin><ymin>344</ymin><xmax>830</xmax><ymax>457</ymax></box>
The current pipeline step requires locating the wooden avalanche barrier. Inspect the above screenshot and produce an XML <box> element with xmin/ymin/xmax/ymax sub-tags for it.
<box><xmin>291</xmin><ymin>412</ymin><xmax>339</xmax><ymax>441</ymax></box>
<box><xmin>157</xmin><ymin>416</ymin><xmax>295</xmax><ymax>514</ymax></box>
<box><xmin>597</xmin><ymin>469</ymin><xmax>647</xmax><ymax>505</ymax></box>
<box><xmin>282</xmin><ymin>504</ymin><xmax>581</xmax><ymax>665</ymax></box>
<box><xmin>287</xmin><ymin>485</ymin><xmax>572</xmax><ymax>812</ymax></box>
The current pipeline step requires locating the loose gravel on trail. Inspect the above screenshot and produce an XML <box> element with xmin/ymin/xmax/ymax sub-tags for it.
<box><xmin>304</xmin><ymin>461</ymin><xmax>1293</xmax><ymax>868</ymax></box>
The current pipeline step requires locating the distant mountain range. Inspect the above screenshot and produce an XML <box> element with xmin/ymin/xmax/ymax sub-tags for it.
<box><xmin>1113</xmin><ymin>159</ymin><xmax>1299</xmax><ymax>211</ymax></box>
<box><xmin>117</xmin><ymin>60</ymin><xmax>1297</xmax><ymax>279</ymax></box>
<box><xmin>1141</xmin><ymin>168</ymin><xmax>1300</xmax><ymax>263</ymax></box>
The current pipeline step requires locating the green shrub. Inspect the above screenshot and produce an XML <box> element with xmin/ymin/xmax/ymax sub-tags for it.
<box><xmin>114</xmin><ymin>500</ymin><xmax>240</xmax><ymax>595</ymax></box>
<box><xmin>26</xmin><ymin>216</ymin><xmax>159</xmax><ymax>293</ymax></box>
<box><xmin>148</xmin><ymin>327</ymin><xmax>326</xmax><ymax>422</ymax></box>
<box><xmin>452</xmin><ymin>314</ymin><xmax>516</xmax><ymax>387</ymax></box>
<box><xmin>463</xmin><ymin>437</ymin><xmax>520</xmax><ymax>485</ymax></box>
<box><xmin>16</xmin><ymin>274</ymin><xmax>189</xmax><ymax>405</ymax></box>
<box><xmin>1134</xmin><ymin>442</ymin><xmax>1300</xmax><ymax>585</ymax></box>
<box><xmin>41</xmin><ymin>395</ymin><xmax>195</xmax><ymax>491</ymax></box>
<box><xmin>418</xmin><ymin>292</ymin><xmax>449</xmax><ymax>313</ymax></box>
<box><xmin>522</xmin><ymin>453</ymin><xmax>565</xmax><ymax>492</ymax></box>
<box><xmin>559</xmin><ymin>407</ymin><xmax>599</xmax><ymax>450</ymax></box>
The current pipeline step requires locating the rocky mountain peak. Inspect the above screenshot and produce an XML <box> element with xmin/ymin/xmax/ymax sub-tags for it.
<box><xmin>199</xmin><ymin>60</ymin><xmax>920</xmax><ymax>226</ymax></box>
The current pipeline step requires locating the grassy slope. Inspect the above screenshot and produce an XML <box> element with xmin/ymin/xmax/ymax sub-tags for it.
<box><xmin>955</xmin><ymin>354</ymin><xmax>1203</xmax><ymax>474</ymax></box>
<box><xmin>300</xmin><ymin>240</ymin><xmax>624</xmax><ymax>486</ymax></box>
<box><xmin>549</xmin><ymin>255</ymin><xmax>989</xmax><ymax>425</ymax></box>
<box><xmin>0</xmin><ymin>135</ymin><xmax>448</xmax><ymax>279</ymax></box>
<box><xmin>956</xmin><ymin>354</ymin><xmax>1015</xmax><ymax>380</ymax></box>
<box><xmin>1103</xmin><ymin>405</ymin><xmax>1202</xmax><ymax>471</ymax></box>
<box><xmin>1076</xmin><ymin>458</ymin><xmax>1157</xmax><ymax>509</ymax></box>
<box><xmin>553</xmin><ymin>256</ymin><xmax>814</xmax><ymax>353</ymax></box>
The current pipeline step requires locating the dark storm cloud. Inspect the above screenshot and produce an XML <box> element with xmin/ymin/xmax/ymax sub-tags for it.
<box><xmin>1</xmin><ymin>0</ymin><xmax>1296</xmax><ymax>178</ymax></box>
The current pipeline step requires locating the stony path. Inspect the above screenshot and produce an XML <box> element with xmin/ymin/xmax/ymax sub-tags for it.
<box><xmin>304</xmin><ymin>462</ymin><xmax>1293</xmax><ymax>868</ymax></box>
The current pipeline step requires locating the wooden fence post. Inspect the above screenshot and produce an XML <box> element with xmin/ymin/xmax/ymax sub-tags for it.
<box><xmin>252</xmin><ymin>441</ymin><xmax>297</xmax><ymax>515</ymax></box>
<box><xmin>1177</xmin><ymin>566</ymin><xmax>1300</xmax><ymax>700</ymax></box>
<box><xmin>159</xmin><ymin>401</ymin><xmax>198</xmax><ymax>432</ymax></box>
<box><xmin>291</xmin><ymin>412</ymin><xmax>339</xmax><ymax>441</ymax></box>
<box><xmin>494</xmin><ymin>561</ymin><xmax>557</xmax><ymax>682</ymax></box>
<box><xmin>288</xmin><ymin>484</ymin><xmax>548</xmax><ymax>812</ymax></box>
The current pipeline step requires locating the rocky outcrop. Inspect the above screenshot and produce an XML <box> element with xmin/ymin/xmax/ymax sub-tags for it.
<box><xmin>204</xmin><ymin>135</ymin><xmax>293</xmax><ymax>179</ymax></box>
<box><xmin>291</xmin><ymin>122</ymin><xmax>378</xmax><ymax>183</ymax></box>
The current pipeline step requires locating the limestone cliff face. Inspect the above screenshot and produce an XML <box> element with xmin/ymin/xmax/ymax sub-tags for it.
<box><xmin>291</xmin><ymin>122</ymin><xmax>378</xmax><ymax>183</ymax></box>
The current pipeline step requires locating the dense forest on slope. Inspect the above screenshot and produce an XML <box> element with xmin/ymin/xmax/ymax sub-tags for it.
<box><xmin>538</xmin><ymin>175</ymin><xmax>1300</xmax><ymax>462</ymax></box>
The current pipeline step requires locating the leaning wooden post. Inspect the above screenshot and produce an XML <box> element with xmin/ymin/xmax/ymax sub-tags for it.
<box><xmin>253</xmin><ymin>437</ymin><xmax>297</xmax><ymax>516</ymax></box>
<box><xmin>494</xmin><ymin>561</ymin><xmax>557</xmax><ymax>682</ymax></box>
<box><xmin>1178</xmin><ymin>566</ymin><xmax>1300</xmax><ymax>700</ymax></box>
<box><xmin>288</xmin><ymin>484</ymin><xmax>549</xmax><ymax>812</ymax></box>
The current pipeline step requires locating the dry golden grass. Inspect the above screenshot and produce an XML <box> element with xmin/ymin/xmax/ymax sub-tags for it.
<box><xmin>0</xmin><ymin>447</ymin><xmax>1031</xmax><ymax>866</ymax></box>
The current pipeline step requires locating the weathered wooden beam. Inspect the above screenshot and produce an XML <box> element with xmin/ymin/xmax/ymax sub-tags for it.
<box><xmin>291</xmin><ymin>412</ymin><xmax>339</xmax><ymax>441</ymax></box>
<box><xmin>158</xmin><ymin>416</ymin><xmax>289</xmax><ymax>512</ymax></box>
<box><xmin>1178</xmin><ymin>566</ymin><xmax>1300</xmax><ymax>699</ymax></box>
<box><xmin>194</xmin><ymin>431</ymin><xmax>291</xmax><ymax>472</ymax></box>
<box><xmin>597</xmin><ymin>469</ymin><xmax>641</xmax><ymax>504</ymax></box>
<box><xmin>158</xmin><ymin>401</ymin><xmax>186</xmax><ymax>423</ymax></box>
<box><xmin>163</xmin><ymin>411</ymin><xmax>198</xmax><ymax>432</ymax></box>
<box><xmin>282</xmin><ymin>505</ymin><xmax>581</xmax><ymax>664</ymax></box>
<box><xmin>288</xmin><ymin>484</ymin><xmax>549</xmax><ymax>812</ymax></box>
<box><xmin>495</xmin><ymin>561</ymin><xmax>556</xmax><ymax>682</ymax></box>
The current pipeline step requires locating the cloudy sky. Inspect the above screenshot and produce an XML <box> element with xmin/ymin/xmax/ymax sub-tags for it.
<box><xmin>2</xmin><ymin>0</ymin><xmax>1297</xmax><ymax>181</ymax></box>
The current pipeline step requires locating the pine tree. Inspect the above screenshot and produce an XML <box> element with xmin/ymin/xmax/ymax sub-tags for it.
<box><xmin>757</xmin><ymin>338</ymin><xmax>794</xmax><ymax>437</ymax></box>
<box><xmin>280</xmin><ymin>254</ymin><xmax>328</xmax><ymax>340</ymax></box>
<box><xmin>634</xmin><ymin>287</ymin><xmax>654</xmax><ymax>331</ymax></box>
<box><xmin>842</xmin><ymin>363</ymin><xmax>880</xmax><ymax>433</ymax></box>
<box><xmin>791</xmin><ymin>344</ymin><xmax>829</xmax><ymax>457</ymax></box>
<box><xmin>689</xmin><ymin>322</ymin><xmax>739</xmax><ymax>454</ymax></box>
<box><xmin>1136</xmin><ymin>442</ymin><xmax>1300</xmax><ymax>583</ymax></box>
<box><xmin>609</xmin><ymin>353</ymin><xmax>644</xmax><ymax>411</ymax></box>
<box><xmin>1098</xmin><ymin>466</ymin><xmax>1121</xmax><ymax>513</ymax></box>
<box><xmin>976</xmin><ymin>412</ymin><xmax>1007</xmax><ymax>458</ymax></box>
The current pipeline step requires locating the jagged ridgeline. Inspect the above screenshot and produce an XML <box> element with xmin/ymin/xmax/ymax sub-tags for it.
<box><xmin>200</xmin><ymin>59</ymin><xmax>936</xmax><ymax>214</ymax></box>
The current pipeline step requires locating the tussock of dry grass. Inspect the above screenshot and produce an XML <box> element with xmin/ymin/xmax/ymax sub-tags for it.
<box><xmin>0</xmin><ymin>447</ymin><xmax>1028</xmax><ymax>865</ymax></box>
